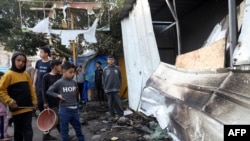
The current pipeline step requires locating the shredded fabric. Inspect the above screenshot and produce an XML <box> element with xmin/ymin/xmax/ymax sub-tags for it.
<box><xmin>30</xmin><ymin>17</ymin><xmax>98</xmax><ymax>46</ymax></box>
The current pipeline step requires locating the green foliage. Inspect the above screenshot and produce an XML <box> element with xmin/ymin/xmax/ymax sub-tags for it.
<box><xmin>0</xmin><ymin>0</ymin><xmax>125</xmax><ymax>57</ymax></box>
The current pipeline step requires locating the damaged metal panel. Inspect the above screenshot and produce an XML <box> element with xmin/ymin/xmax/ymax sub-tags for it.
<box><xmin>121</xmin><ymin>0</ymin><xmax>160</xmax><ymax>111</ymax></box>
<box><xmin>233</xmin><ymin>0</ymin><xmax>250</xmax><ymax>65</ymax></box>
<box><xmin>140</xmin><ymin>62</ymin><xmax>250</xmax><ymax>141</ymax></box>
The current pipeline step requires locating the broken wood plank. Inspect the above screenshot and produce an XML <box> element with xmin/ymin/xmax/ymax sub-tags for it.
<box><xmin>175</xmin><ymin>38</ymin><xmax>226</xmax><ymax>70</ymax></box>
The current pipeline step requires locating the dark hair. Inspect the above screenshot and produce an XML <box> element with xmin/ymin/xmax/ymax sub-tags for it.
<box><xmin>108</xmin><ymin>54</ymin><xmax>114</xmax><ymax>58</ymax></box>
<box><xmin>50</xmin><ymin>59</ymin><xmax>62</xmax><ymax>69</ymax></box>
<box><xmin>96</xmin><ymin>61</ymin><xmax>102</xmax><ymax>65</ymax></box>
<box><xmin>0</xmin><ymin>71</ymin><xmax>4</xmax><ymax>77</ymax></box>
<box><xmin>62</xmin><ymin>61</ymin><xmax>75</xmax><ymax>71</ymax></box>
<box><xmin>39</xmin><ymin>46</ymin><xmax>51</xmax><ymax>56</ymax></box>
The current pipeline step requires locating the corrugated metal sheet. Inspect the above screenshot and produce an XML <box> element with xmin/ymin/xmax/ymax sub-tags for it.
<box><xmin>140</xmin><ymin>62</ymin><xmax>250</xmax><ymax>141</ymax></box>
<box><xmin>121</xmin><ymin>0</ymin><xmax>160</xmax><ymax>110</ymax></box>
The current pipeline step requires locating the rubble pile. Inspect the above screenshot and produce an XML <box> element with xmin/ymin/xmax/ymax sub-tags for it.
<box><xmin>79</xmin><ymin>100</ymin><xmax>172</xmax><ymax>141</ymax></box>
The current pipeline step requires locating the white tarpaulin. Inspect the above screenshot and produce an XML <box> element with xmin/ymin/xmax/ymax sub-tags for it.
<box><xmin>30</xmin><ymin>18</ymin><xmax>98</xmax><ymax>46</ymax></box>
<box><xmin>121</xmin><ymin>0</ymin><xmax>160</xmax><ymax>111</ymax></box>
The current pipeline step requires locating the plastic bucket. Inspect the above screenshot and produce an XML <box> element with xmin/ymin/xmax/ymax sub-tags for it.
<box><xmin>37</xmin><ymin>109</ymin><xmax>58</xmax><ymax>132</ymax></box>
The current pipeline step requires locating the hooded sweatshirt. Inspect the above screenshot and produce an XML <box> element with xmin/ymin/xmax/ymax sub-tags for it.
<box><xmin>0</xmin><ymin>52</ymin><xmax>37</xmax><ymax>116</ymax></box>
<box><xmin>102</xmin><ymin>64</ymin><xmax>122</xmax><ymax>93</ymax></box>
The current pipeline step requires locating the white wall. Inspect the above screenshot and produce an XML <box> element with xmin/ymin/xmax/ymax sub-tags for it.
<box><xmin>121</xmin><ymin>0</ymin><xmax>160</xmax><ymax>111</ymax></box>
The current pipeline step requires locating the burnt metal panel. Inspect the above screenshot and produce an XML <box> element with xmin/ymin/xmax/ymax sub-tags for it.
<box><xmin>140</xmin><ymin>62</ymin><xmax>250</xmax><ymax>141</ymax></box>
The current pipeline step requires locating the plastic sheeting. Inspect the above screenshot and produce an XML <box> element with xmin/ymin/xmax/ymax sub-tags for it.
<box><xmin>30</xmin><ymin>18</ymin><xmax>98</xmax><ymax>46</ymax></box>
<box><xmin>121</xmin><ymin>0</ymin><xmax>160</xmax><ymax>111</ymax></box>
<box><xmin>0</xmin><ymin>66</ymin><xmax>9</xmax><ymax>73</ymax></box>
<box><xmin>70</xmin><ymin>55</ymin><xmax>128</xmax><ymax>99</ymax></box>
<box><xmin>69</xmin><ymin>55</ymin><xmax>107</xmax><ymax>88</ymax></box>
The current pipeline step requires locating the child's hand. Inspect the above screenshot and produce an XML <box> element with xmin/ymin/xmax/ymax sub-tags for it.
<box><xmin>57</xmin><ymin>94</ymin><xmax>65</xmax><ymax>100</ymax></box>
<box><xmin>43</xmin><ymin>103</ymin><xmax>48</xmax><ymax>109</ymax></box>
<box><xmin>9</xmin><ymin>100</ymin><xmax>18</xmax><ymax>111</ymax></box>
<box><xmin>33</xmin><ymin>104</ymin><xmax>38</xmax><ymax>111</ymax></box>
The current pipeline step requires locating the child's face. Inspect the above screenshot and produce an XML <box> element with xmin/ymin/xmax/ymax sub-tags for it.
<box><xmin>39</xmin><ymin>49</ymin><xmax>48</xmax><ymax>58</ymax></box>
<box><xmin>15</xmin><ymin>55</ymin><xmax>26</xmax><ymax>70</ymax></box>
<box><xmin>55</xmin><ymin>64</ymin><xmax>62</xmax><ymax>73</ymax></box>
<box><xmin>107</xmin><ymin>58</ymin><xmax>115</xmax><ymax>65</ymax></box>
<box><xmin>96</xmin><ymin>63</ymin><xmax>100</xmax><ymax>68</ymax></box>
<box><xmin>63</xmin><ymin>68</ymin><xmax>75</xmax><ymax>79</ymax></box>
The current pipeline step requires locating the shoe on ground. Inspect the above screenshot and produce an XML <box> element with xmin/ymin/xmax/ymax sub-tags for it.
<box><xmin>43</xmin><ymin>134</ymin><xmax>57</xmax><ymax>140</ymax></box>
<box><xmin>117</xmin><ymin>116</ymin><xmax>128</xmax><ymax>122</ymax></box>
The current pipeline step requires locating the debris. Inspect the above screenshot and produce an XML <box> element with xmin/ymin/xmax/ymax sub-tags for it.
<box><xmin>80</xmin><ymin>101</ymin><xmax>171</xmax><ymax>141</ymax></box>
<box><xmin>111</xmin><ymin>137</ymin><xmax>119</xmax><ymax>140</ymax></box>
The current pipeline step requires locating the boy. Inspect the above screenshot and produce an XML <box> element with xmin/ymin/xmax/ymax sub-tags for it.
<box><xmin>73</xmin><ymin>65</ymin><xmax>85</xmax><ymax>108</ymax></box>
<box><xmin>0</xmin><ymin>52</ymin><xmax>37</xmax><ymax>141</ymax></box>
<box><xmin>47</xmin><ymin>62</ymin><xmax>85</xmax><ymax>141</ymax></box>
<box><xmin>42</xmin><ymin>59</ymin><xmax>62</xmax><ymax>139</ymax></box>
<box><xmin>33</xmin><ymin>46</ymin><xmax>51</xmax><ymax>113</ymax></box>
<box><xmin>33</xmin><ymin>46</ymin><xmax>56</xmax><ymax>140</ymax></box>
<box><xmin>102</xmin><ymin>55</ymin><xmax>124</xmax><ymax>121</ymax></box>
<box><xmin>25</xmin><ymin>59</ymin><xmax>35</xmax><ymax>82</ymax></box>
<box><xmin>94</xmin><ymin>61</ymin><xmax>105</xmax><ymax>105</ymax></box>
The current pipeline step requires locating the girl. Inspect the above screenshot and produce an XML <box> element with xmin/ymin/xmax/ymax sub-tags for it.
<box><xmin>0</xmin><ymin>52</ymin><xmax>37</xmax><ymax>141</ymax></box>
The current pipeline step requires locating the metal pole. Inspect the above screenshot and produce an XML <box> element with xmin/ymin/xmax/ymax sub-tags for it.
<box><xmin>166</xmin><ymin>0</ymin><xmax>181</xmax><ymax>54</ymax></box>
<box><xmin>228</xmin><ymin>0</ymin><xmax>237</xmax><ymax>67</ymax></box>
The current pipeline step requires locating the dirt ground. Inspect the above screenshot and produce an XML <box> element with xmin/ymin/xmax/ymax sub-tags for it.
<box><xmin>79</xmin><ymin>99</ymin><xmax>172</xmax><ymax>141</ymax></box>
<box><xmin>7</xmin><ymin>98</ymin><xmax>172</xmax><ymax>141</ymax></box>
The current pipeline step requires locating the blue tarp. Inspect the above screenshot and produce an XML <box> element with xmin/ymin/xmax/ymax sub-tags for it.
<box><xmin>70</xmin><ymin>55</ymin><xmax>110</xmax><ymax>88</ymax></box>
<box><xmin>0</xmin><ymin>66</ymin><xmax>9</xmax><ymax>73</ymax></box>
<box><xmin>69</xmin><ymin>55</ymin><xmax>120</xmax><ymax>102</ymax></box>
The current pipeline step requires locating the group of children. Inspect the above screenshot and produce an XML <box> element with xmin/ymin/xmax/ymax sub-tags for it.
<box><xmin>0</xmin><ymin>46</ymin><xmax>125</xmax><ymax>141</ymax></box>
<box><xmin>0</xmin><ymin>46</ymin><xmax>85</xmax><ymax>141</ymax></box>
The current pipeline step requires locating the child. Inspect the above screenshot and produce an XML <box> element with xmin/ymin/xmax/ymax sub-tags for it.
<box><xmin>42</xmin><ymin>59</ymin><xmax>62</xmax><ymax>139</ymax></box>
<box><xmin>0</xmin><ymin>52</ymin><xmax>37</xmax><ymax>141</ymax></box>
<box><xmin>73</xmin><ymin>65</ymin><xmax>85</xmax><ymax>108</ymax></box>
<box><xmin>94</xmin><ymin>61</ymin><xmax>105</xmax><ymax>105</ymax></box>
<box><xmin>102</xmin><ymin>55</ymin><xmax>124</xmax><ymax>120</ymax></box>
<box><xmin>33</xmin><ymin>46</ymin><xmax>51</xmax><ymax>113</ymax></box>
<box><xmin>47</xmin><ymin>62</ymin><xmax>85</xmax><ymax>141</ymax></box>
<box><xmin>0</xmin><ymin>72</ymin><xmax>10</xmax><ymax>141</ymax></box>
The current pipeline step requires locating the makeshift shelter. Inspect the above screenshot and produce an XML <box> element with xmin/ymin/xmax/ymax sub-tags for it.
<box><xmin>120</xmin><ymin>0</ymin><xmax>250</xmax><ymax>140</ymax></box>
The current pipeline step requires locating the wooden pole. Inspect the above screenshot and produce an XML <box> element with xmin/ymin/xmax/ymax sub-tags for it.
<box><xmin>70</xmin><ymin>8</ymin><xmax>77</xmax><ymax>65</ymax></box>
<box><xmin>70</xmin><ymin>40</ymin><xmax>76</xmax><ymax>65</ymax></box>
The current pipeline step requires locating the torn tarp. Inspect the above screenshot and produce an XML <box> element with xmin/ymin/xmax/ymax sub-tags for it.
<box><xmin>29</xmin><ymin>17</ymin><xmax>98</xmax><ymax>46</ymax></box>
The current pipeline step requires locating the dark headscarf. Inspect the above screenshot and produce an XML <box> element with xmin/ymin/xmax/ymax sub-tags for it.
<box><xmin>10</xmin><ymin>52</ymin><xmax>27</xmax><ymax>73</ymax></box>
